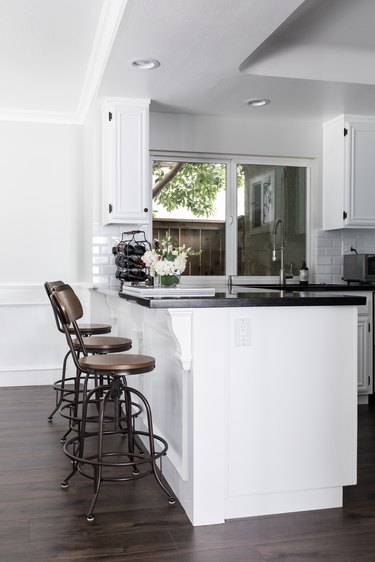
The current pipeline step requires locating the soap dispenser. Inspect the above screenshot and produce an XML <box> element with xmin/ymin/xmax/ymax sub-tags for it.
<box><xmin>299</xmin><ymin>261</ymin><xmax>309</xmax><ymax>285</ymax></box>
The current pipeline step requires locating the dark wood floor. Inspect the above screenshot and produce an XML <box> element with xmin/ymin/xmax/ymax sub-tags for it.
<box><xmin>1</xmin><ymin>388</ymin><xmax>375</xmax><ymax>562</ymax></box>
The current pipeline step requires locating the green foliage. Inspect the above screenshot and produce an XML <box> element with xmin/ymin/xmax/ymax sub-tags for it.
<box><xmin>153</xmin><ymin>161</ymin><xmax>226</xmax><ymax>217</ymax></box>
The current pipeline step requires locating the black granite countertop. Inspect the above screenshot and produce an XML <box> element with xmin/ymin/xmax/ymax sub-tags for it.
<box><xmin>243</xmin><ymin>283</ymin><xmax>375</xmax><ymax>292</ymax></box>
<box><xmin>119</xmin><ymin>287</ymin><xmax>366</xmax><ymax>309</ymax></box>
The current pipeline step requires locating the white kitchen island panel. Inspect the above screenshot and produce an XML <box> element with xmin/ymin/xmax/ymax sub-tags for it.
<box><xmin>225</xmin><ymin>306</ymin><xmax>357</xmax><ymax>518</ymax></box>
<box><xmin>101</xmin><ymin>291</ymin><xmax>358</xmax><ymax>526</ymax></box>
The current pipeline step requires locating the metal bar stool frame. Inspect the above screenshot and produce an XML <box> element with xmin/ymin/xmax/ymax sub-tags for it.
<box><xmin>48</xmin><ymin>284</ymin><xmax>135</xmax><ymax>442</ymax></box>
<box><xmin>51</xmin><ymin>285</ymin><xmax>175</xmax><ymax>521</ymax></box>
<box><xmin>44</xmin><ymin>281</ymin><xmax>112</xmax><ymax>422</ymax></box>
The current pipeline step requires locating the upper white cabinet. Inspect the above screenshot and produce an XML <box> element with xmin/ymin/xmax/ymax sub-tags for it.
<box><xmin>102</xmin><ymin>98</ymin><xmax>151</xmax><ymax>225</ymax></box>
<box><xmin>323</xmin><ymin>115</ymin><xmax>375</xmax><ymax>229</ymax></box>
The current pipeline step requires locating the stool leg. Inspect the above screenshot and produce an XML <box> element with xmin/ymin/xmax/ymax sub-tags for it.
<box><xmin>131</xmin><ymin>387</ymin><xmax>175</xmax><ymax>504</ymax></box>
<box><xmin>61</xmin><ymin>373</ymin><xmax>93</xmax><ymax>488</ymax></box>
<box><xmin>86</xmin><ymin>466</ymin><xmax>102</xmax><ymax>523</ymax></box>
<box><xmin>123</xmin><ymin>385</ymin><xmax>140</xmax><ymax>476</ymax></box>
<box><xmin>60</xmin><ymin>367</ymin><xmax>82</xmax><ymax>443</ymax></box>
<box><xmin>120</xmin><ymin>375</ymin><xmax>129</xmax><ymax>434</ymax></box>
<box><xmin>60</xmin><ymin>388</ymin><xmax>85</xmax><ymax>487</ymax></box>
<box><xmin>86</xmin><ymin>385</ymin><xmax>110</xmax><ymax>521</ymax></box>
<box><xmin>48</xmin><ymin>350</ymin><xmax>71</xmax><ymax>420</ymax></box>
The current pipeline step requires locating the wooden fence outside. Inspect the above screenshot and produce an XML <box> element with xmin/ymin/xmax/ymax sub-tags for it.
<box><xmin>152</xmin><ymin>219</ymin><xmax>225</xmax><ymax>276</ymax></box>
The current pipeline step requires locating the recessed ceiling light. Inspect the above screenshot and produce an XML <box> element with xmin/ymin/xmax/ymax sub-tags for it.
<box><xmin>243</xmin><ymin>98</ymin><xmax>271</xmax><ymax>107</ymax></box>
<box><xmin>129</xmin><ymin>58</ymin><xmax>160</xmax><ymax>70</ymax></box>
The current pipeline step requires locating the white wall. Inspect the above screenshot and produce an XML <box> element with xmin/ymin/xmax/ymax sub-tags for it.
<box><xmin>0</xmin><ymin>120</ymin><xmax>86</xmax><ymax>386</ymax></box>
<box><xmin>0</xmin><ymin>121</ymin><xmax>85</xmax><ymax>283</ymax></box>
<box><xmin>150</xmin><ymin>112</ymin><xmax>322</xmax><ymax>158</ymax></box>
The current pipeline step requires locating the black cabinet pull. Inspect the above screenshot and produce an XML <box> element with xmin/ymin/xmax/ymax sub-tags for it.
<box><xmin>144</xmin><ymin>208</ymin><xmax>148</xmax><ymax>212</ymax></box>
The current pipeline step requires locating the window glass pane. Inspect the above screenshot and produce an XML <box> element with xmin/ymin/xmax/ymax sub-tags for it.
<box><xmin>152</xmin><ymin>160</ymin><xmax>226</xmax><ymax>276</ymax></box>
<box><xmin>237</xmin><ymin>164</ymin><xmax>306</xmax><ymax>276</ymax></box>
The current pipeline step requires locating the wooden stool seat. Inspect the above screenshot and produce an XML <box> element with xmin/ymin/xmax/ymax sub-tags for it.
<box><xmin>73</xmin><ymin>337</ymin><xmax>132</xmax><ymax>353</ymax></box>
<box><xmin>69</xmin><ymin>324</ymin><xmax>112</xmax><ymax>336</ymax></box>
<box><xmin>79</xmin><ymin>353</ymin><xmax>155</xmax><ymax>373</ymax></box>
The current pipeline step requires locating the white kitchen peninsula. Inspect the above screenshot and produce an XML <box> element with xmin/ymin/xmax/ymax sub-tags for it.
<box><xmin>98</xmin><ymin>287</ymin><xmax>364</xmax><ymax>526</ymax></box>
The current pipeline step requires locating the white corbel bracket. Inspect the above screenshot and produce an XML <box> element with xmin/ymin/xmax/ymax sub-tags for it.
<box><xmin>166</xmin><ymin>309</ymin><xmax>193</xmax><ymax>371</ymax></box>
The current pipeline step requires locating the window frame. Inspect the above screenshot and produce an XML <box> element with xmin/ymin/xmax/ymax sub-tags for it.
<box><xmin>150</xmin><ymin>151</ymin><xmax>313</xmax><ymax>284</ymax></box>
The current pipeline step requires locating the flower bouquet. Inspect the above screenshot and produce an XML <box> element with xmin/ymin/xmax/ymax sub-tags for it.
<box><xmin>142</xmin><ymin>235</ymin><xmax>200</xmax><ymax>287</ymax></box>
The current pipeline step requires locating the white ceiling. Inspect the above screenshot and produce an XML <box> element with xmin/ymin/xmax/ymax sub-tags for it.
<box><xmin>0</xmin><ymin>0</ymin><xmax>126</xmax><ymax>123</ymax></box>
<box><xmin>2</xmin><ymin>0</ymin><xmax>375</xmax><ymax>124</ymax></box>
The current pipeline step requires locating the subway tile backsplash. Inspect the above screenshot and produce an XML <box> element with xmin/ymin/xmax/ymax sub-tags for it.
<box><xmin>92</xmin><ymin>223</ymin><xmax>375</xmax><ymax>288</ymax></box>
<box><xmin>92</xmin><ymin>224</ymin><xmax>123</xmax><ymax>289</ymax></box>
<box><xmin>312</xmin><ymin>229</ymin><xmax>375</xmax><ymax>284</ymax></box>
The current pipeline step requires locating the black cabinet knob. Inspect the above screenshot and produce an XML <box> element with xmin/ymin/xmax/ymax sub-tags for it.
<box><xmin>144</xmin><ymin>208</ymin><xmax>148</xmax><ymax>212</ymax></box>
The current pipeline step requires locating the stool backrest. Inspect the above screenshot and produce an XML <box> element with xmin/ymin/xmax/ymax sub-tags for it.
<box><xmin>44</xmin><ymin>280</ymin><xmax>65</xmax><ymax>297</ymax></box>
<box><xmin>51</xmin><ymin>284</ymin><xmax>88</xmax><ymax>363</ymax></box>
<box><xmin>44</xmin><ymin>280</ymin><xmax>66</xmax><ymax>333</ymax></box>
<box><xmin>51</xmin><ymin>284</ymin><xmax>84</xmax><ymax>325</ymax></box>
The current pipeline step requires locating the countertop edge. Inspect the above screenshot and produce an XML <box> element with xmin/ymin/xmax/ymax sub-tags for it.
<box><xmin>117</xmin><ymin>290</ymin><xmax>366</xmax><ymax>309</ymax></box>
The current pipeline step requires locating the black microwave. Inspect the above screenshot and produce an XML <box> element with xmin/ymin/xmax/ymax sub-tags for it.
<box><xmin>343</xmin><ymin>254</ymin><xmax>375</xmax><ymax>283</ymax></box>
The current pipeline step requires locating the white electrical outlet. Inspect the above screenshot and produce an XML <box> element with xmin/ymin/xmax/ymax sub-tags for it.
<box><xmin>234</xmin><ymin>318</ymin><xmax>251</xmax><ymax>346</ymax></box>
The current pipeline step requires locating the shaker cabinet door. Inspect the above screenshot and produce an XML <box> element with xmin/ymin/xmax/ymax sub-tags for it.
<box><xmin>331</xmin><ymin>290</ymin><xmax>372</xmax><ymax>398</ymax></box>
<box><xmin>345</xmin><ymin>121</ymin><xmax>375</xmax><ymax>227</ymax></box>
<box><xmin>102</xmin><ymin>98</ymin><xmax>151</xmax><ymax>225</ymax></box>
<box><xmin>323</xmin><ymin>115</ymin><xmax>375</xmax><ymax>229</ymax></box>
<box><xmin>357</xmin><ymin>316</ymin><xmax>371</xmax><ymax>395</ymax></box>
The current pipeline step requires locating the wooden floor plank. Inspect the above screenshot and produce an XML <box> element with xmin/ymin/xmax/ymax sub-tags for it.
<box><xmin>1</xmin><ymin>386</ymin><xmax>375</xmax><ymax>561</ymax></box>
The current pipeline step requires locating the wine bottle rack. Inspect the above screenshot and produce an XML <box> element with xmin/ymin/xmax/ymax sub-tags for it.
<box><xmin>112</xmin><ymin>230</ymin><xmax>152</xmax><ymax>289</ymax></box>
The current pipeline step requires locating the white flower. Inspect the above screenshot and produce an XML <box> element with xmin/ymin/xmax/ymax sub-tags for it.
<box><xmin>154</xmin><ymin>259</ymin><xmax>177</xmax><ymax>276</ymax></box>
<box><xmin>142</xmin><ymin>249</ymin><xmax>159</xmax><ymax>267</ymax></box>
<box><xmin>144</xmin><ymin>236</ymin><xmax>200</xmax><ymax>278</ymax></box>
<box><xmin>174</xmin><ymin>254</ymin><xmax>187</xmax><ymax>272</ymax></box>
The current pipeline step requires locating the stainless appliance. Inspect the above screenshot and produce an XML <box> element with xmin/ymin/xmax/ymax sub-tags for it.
<box><xmin>343</xmin><ymin>254</ymin><xmax>375</xmax><ymax>283</ymax></box>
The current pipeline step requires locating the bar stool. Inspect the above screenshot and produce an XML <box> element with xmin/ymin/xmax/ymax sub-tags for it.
<box><xmin>45</xmin><ymin>281</ymin><xmax>132</xmax><ymax>442</ymax></box>
<box><xmin>51</xmin><ymin>284</ymin><xmax>175</xmax><ymax>521</ymax></box>
<box><xmin>45</xmin><ymin>281</ymin><xmax>113</xmax><ymax>421</ymax></box>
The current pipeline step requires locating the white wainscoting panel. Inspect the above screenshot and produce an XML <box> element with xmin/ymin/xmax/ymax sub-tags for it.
<box><xmin>0</xmin><ymin>284</ymin><xmax>88</xmax><ymax>386</ymax></box>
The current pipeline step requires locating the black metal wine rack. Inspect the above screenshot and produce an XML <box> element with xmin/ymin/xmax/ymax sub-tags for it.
<box><xmin>112</xmin><ymin>230</ymin><xmax>152</xmax><ymax>289</ymax></box>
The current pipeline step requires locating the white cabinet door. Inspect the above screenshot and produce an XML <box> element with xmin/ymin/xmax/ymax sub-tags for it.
<box><xmin>345</xmin><ymin>119</ymin><xmax>375</xmax><ymax>227</ymax></box>
<box><xmin>102</xmin><ymin>98</ymin><xmax>151</xmax><ymax>225</ymax></box>
<box><xmin>332</xmin><ymin>291</ymin><xmax>373</xmax><ymax>396</ymax></box>
<box><xmin>323</xmin><ymin>115</ymin><xmax>375</xmax><ymax>229</ymax></box>
<box><xmin>357</xmin><ymin>316</ymin><xmax>371</xmax><ymax>395</ymax></box>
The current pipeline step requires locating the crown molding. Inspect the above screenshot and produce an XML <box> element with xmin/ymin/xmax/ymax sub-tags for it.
<box><xmin>76</xmin><ymin>0</ymin><xmax>129</xmax><ymax>124</ymax></box>
<box><xmin>0</xmin><ymin>109</ymin><xmax>79</xmax><ymax>125</ymax></box>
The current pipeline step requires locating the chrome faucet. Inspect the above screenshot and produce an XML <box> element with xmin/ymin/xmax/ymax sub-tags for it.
<box><xmin>272</xmin><ymin>219</ymin><xmax>291</xmax><ymax>285</ymax></box>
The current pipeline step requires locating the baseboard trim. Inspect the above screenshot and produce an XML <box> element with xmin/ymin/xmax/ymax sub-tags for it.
<box><xmin>0</xmin><ymin>368</ymin><xmax>60</xmax><ymax>387</ymax></box>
